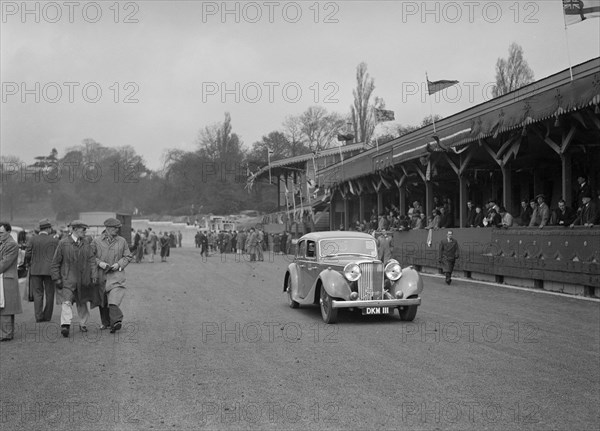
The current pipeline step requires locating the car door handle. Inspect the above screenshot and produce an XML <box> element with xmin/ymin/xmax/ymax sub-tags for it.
<box><xmin>308</xmin><ymin>266</ymin><xmax>318</xmax><ymax>270</ymax></box>
<box><xmin>298</xmin><ymin>264</ymin><xmax>306</xmax><ymax>268</ymax></box>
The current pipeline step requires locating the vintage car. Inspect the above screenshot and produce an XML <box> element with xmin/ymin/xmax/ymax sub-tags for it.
<box><xmin>283</xmin><ymin>231</ymin><xmax>423</xmax><ymax>323</ymax></box>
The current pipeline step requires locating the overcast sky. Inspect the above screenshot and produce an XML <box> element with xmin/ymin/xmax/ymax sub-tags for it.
<box><xmin>2</xmin><ymin>0</ymin><xmax>599</xmax><ymax>169</ymax></box>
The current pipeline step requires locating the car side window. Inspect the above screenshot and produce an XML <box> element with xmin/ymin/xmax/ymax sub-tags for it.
<box><xmin>297</xmin><ymin>240</ymin><xmax>306</xmax><ymax>258</ymax></box>
<box><xmin>306</xmin><ymin>241</ymin><xmax>316</xmax><ymax>259</ymax></box>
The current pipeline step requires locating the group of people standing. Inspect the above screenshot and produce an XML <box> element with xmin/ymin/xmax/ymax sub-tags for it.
<box><xmin>0</xmin><ymin>217</ymin><xmax>132</xmax><ymax>341</ymax></box>
<box><xmin>194</xmin><ymin>228</ymin><xmax>292</xmax><ymax>261</ymax></box>
<box><xmin>131</xmin><ymin>229</ymin><xmax>179</xmax><ymax>263</ymax></box>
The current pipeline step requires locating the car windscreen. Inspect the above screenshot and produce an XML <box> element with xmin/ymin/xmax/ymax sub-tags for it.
<box><xmin>319</xmin><ymin>238</ymin><xmax>377</xmax><ymax>258</ymax></box>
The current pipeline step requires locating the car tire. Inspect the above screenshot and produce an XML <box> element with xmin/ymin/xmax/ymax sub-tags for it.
<box><xmin>398</xmin><ymin>305</ymin><xmax>417</xmax><ymax>321</ymax></box>
<box><xmin>286</xmin><ymin>279</ymin><xmax>299</xmax><ymax>309</ymax></box>
<box><xmin>320</xmin><ymin>288</ymin><xmax>338</xmax><ymax>324</ymax></box>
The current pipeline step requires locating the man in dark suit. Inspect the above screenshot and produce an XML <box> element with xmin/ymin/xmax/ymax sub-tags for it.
<box><xmin>552</xmin><ymin>199</ymin><xmax>576</xmax><ymax>226</ymax></box>
<box><xmin>25</xmin><ymin>219</ymin><xmax>59</xmax><ymax>322</ymax></box>
<box><xmin>571</xmin><ymin>194</ymin><xmax>599</xmax><ymax>228</ymax></box>
<box><xmin>465</xmin><ymin>201</ymin><xmax>476</xmax><ymax>227</ymax></box>
<box><xmin>439</xmin><ymin>230</ymin><xmax>459</xmax><ymax>285</ymax></box>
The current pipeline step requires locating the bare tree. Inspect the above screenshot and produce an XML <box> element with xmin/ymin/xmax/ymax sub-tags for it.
<box><xmin>350</xmin><ymin>62</ymin><xmax>376</xmax><ymax>145</ymax></box>
<box><xmin>282</xmin><ymin>115</ymin><xmax>310</xmax><ymax>157</ymax></box>
<box><xmin>298</xmin><ymin>106</ymin><xmax>345</xmax><ymax>153</ymax></box>
<box><xmin>493</xmin><ymin>42</ymin><xmax>534</xmax><ymax>97</ymax></box>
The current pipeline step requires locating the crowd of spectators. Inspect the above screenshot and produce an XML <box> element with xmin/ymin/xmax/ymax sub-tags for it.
<box><xmin>346</xmin><ymin>180</ymin><xmax>599</xmax><ymax>234</ymax></box>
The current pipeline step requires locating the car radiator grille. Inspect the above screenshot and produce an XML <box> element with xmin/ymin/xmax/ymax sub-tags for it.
<box><xmin>358</xmin><ymin>262</ymin><xmax>384</xmax><ymax>300</ymax></box>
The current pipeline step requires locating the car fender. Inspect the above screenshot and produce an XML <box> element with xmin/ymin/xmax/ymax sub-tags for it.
<box><xmin>284</xmin><ymin>263</ymin><xmax>300</xmax><ymax>293</ymax></box>
<box><xmin>317</xmin><ymin>268</ymin><xmax>352</xmax><ymax>301</ymax></box>
<box><xmin>390</xmin><ymin>266</ymin><xmax>423</xmax><ymax>298</ymax></box>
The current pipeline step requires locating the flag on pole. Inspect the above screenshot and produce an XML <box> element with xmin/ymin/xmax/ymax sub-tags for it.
<box><xmin>427</xmin><ymin>78</ymin><xmax>459</xmax><ymax>95</ymax></box>
<box><xmin>375</xmin><ymin>108</ymin><xmax>395</xmax><ymax>123</ymax></box>
<box><xmin>563</xmin><ymin>0</ymin><xmax>600</xmax><ymax>25</ymax></box>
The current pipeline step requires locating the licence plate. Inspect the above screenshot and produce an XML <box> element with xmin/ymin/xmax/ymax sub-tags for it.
<box><xmin>362</xmin><ymin>307</ymin><xmax>391</xmax><ymax>315</ymax></box>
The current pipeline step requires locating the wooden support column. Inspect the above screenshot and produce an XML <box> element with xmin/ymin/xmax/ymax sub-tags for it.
<box><xmin>398</xmin><ymin>187</ymin><xmax>406</xmax><ymax>216</ymax></box>
<box><xmin>329</xmin><ymin>189</ymin><xmax>335</xmax><ymax>231</ymax></box>
<box><xmin>425</xmin><ymin>182</ymin><xmax>434</xmax><ymax>217</ymax></box>
<box><xmin>501</xmin><ymin>163</ymin><xmax>512</xmax><ymax>210</ymax></box>
<box><xmin>459</xmin><ymin>175</ymin><xmax>468</xmax><ymax>227</ymax></box>
<box><xmin>359</xmin><ymin>195</ymin><xmax>365</xmax><ymax>223</ymax></box>
<box><xmin>343</xmin><ymin>196</ymin><xmax>349</xmax><ymax>230</ymax></box>
<box><xmin>377</xmin><ymin>192</ymin><xmax>383</xmax><ymax>215</ymax></box>
<box><xmin>561</xmin><ymin>153</ymin><xmax>572</xmax><ymax>204</ymax></box>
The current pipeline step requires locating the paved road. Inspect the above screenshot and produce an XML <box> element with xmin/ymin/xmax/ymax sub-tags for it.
<box><xmin>1</xmin><ymin>247</ymin><xmax>598</xmax><ymax>430</ymax></box>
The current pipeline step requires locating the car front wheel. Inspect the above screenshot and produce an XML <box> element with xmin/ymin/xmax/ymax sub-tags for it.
<box><xmin>320</xmin><ymin>288</ymin><xmax>338</xmax><ymax>324</ymax></box>
<box><xmin>398</xmin><ymin>305</ymin><xmax>418</xmax><ymax>321</ymax></box>
<box><xmin>286</xmin><ymin>278</ymin><xmax>299</xmax><ymax>309</ymax></box>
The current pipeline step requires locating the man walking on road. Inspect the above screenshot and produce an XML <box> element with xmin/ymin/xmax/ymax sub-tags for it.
<box><xmin>24</xmin><ymin>218</ymin><xmax>59</xmax><ymax>322</ymax></box>
<box><xmin>439</xmin><ymin>230</ymin><xmax>459</xmax><ymax>285</ymax></box>
<box><xmin>50</xmin><ymin>220</ymin><xmax>98</xmax><ymax>337</ymax></box>
<box><xmin>93</xmin><ymin>218</ymin><xmax>133</xmax><ymax>333</ymax></box>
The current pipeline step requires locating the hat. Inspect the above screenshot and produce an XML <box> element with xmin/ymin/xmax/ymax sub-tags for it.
<box><xmin>104</xmin><ymin>217</ymin><xmax>122</xmax><ymax>228</ymax></box>
<box><xmin>70</xmin><ymin>220</ymin><xmax>89</xmax><ymax>229</ymax></box>
<box><xmin>581</xmin><ymin>193</ymin><xmax>592</xmax><ymax>200</ymax></box>
<box><xmin>38</xmin><ymin>218</ymin><xmax>52</xmax><ymax>230</ymax></box>
<box><xmin>535</xmin><ymin>193</ymin><xmax>545</xmax><ymax>200</ymax></box>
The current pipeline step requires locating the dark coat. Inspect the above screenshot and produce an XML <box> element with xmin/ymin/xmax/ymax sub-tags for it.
<box><xmin>24</xmin><ymin>232</ymin><xmax>58</xmax><ymax>275</ymax></box>
<box><xmin>574</xmin><ymin>201</ymin><xmax>599</xmax><ymax>225</ymax></box>
<box><xmin>439</xmin><ymin>238</ymin><xmax>459</xmax><ymax>274</ymax></box>
<box><xmin>50</xmin><ymin>235</ymin><xmax>98</xmax><ymax>304</ymax></box>
<box><xmin>0</xmin><ymin>233</ymin><xmax>23</xmax><ymax>315</ymax></box>
<box><xmin>553</xmin><ymin>206</ymin><xmax>576</xmax><ymax>226</ymax></box>
<box><xmin>465</xmin><ymin>207</ymin><xmax>476</xmax><ymax>227</ymax></box>
<box><xmin>473</xmin><ymin>212</ymin><xmax>485</xmax><ymax>227</ymax></box>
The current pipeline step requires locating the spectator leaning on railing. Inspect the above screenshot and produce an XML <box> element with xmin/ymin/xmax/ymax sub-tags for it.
<box><xmin>498</xmin><ymin>207</ymin><xmax>513</xmax><ymax>228</ymax></box>
<box><xmin>529</xmin><ymin>194</ymin><xmax>550</xmax><ymax>228</ymax></box>
<box><xmin>465</xmin><ymin>200</ymin><xmax>476</xmax><ymax>227</ymax></box>
<box><xmin>518</xmin><ymin>199</ymin><xmax>532</xmax><ymax>226</ymax></box>
<box><xmin>551</xmin><ymin>199</ymin><xmax>576</xmax><ymax>226</ymax></box>
<box><xmin>570</xmin><ymin>193</ymin><xmax>599</xmax><ymax>228</ymax></box>
<box><xmin>473</xmin><ymin>206</ymin><xmax>485</xmax><ymax>227</ymax></box>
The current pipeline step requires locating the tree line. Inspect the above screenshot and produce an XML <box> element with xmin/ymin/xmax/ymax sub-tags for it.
<box><xmin>1</xmin><ymin>44</ymin><xmax>533</xmax><ymax>220</ymax></box>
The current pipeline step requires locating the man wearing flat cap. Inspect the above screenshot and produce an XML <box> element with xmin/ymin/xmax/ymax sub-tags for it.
<box><xmin>24</xmin><ymin>219</ymin><xmax>59</xmax><ymax>322</ymax></box>
<box><xmin>529</xmin><ymin>194</ymin><xmax>550</xmax><ymax>228</ymax></box>
<box><xmin>50</xmin><ymin>220</ymin><xmax>98</xmax><ymax>337</ymax></box>
<box><xmin>92</xmin><ymin>218</ymin><xmax>133</xmax><ymax>333</ymax></box>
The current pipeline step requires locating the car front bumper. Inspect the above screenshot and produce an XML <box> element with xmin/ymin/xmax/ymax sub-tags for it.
<box><xmin>331</xmin><ymin>298</ymin><xmax>421</xmax><ymax>309</ymax></box>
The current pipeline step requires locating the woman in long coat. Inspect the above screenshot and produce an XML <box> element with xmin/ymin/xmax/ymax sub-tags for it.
<box><xmin>0</xmin><ymin>222</ymin><xmax>23</xmax><ymax>341</ymax></box>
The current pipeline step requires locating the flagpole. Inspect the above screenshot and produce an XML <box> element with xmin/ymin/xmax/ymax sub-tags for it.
<box><xmin>426</xmin><ymin>72</ymin><xmax>437</xmax><ymax>133</ymax></box>
<box><xmin>562</xmin><ymin>5</ymin><xmax>574</xmax><ymax>81</ymax></box>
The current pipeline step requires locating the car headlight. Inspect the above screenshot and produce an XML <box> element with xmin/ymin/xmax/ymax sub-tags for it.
<box><xmin>343</xmin><ymin>263</ymin><xmax>361</xmax><ymax>281</ymax></box>
<box><xmin>385</xmin><ymin>261</ymin><xmax>402</xmax><ymax>281</ymax></box>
